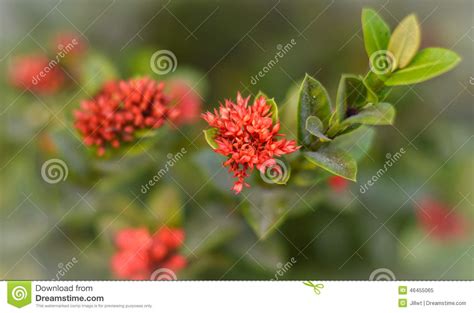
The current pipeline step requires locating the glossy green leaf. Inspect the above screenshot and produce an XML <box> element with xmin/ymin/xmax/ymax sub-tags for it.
<box><xmin>304</xmin><ymin>148</ymin><xmax>357</xmax><ymax>181</ymax></box>
<box><xmin>305</xmin><ymin>116</ymin><xmax>331</xmax><ymax>142</ymax></box>
<box><xmin>331</xmin><ymin>126</ymin><xmax>375</xmax><ymax>161</ymax></box>
<box><xmin>342</xmin><ymin>102</ymin><xmax>395</xmax><ymax>126</ymax></box>
<box><xmin>203</xmin><ymin>128</ymin><xmax>219</xmax><ymax>149</ymax></box>
<box><xmin>298</xmin><ymin>74</ymin><xmax>332</xmax><ymax>147</ymax></box>
<box><xmin>388</xmin><ymin>14</ymin><xmax>421</xmax><ymax>69</ymax></box>
<box><xmin>385</xmin><ymin>48</ymin><xmax>461</xmax><ymax>86</ymax></box>
<box><xmin>361</xmin><ymin>8</ymin><xmax>391</xmax><ymax>57</ymax></box>
<box><xmin>332</xmin><ymin>75</ymin><xmax>369</xmax><ymax>125</ymax></box>
<box><xmin>363</xmin><ymin>71</ymin><xmax>391</xmax><ymax>101</ymax></box>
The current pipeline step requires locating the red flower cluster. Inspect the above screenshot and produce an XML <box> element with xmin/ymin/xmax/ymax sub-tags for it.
<box><xmin>417</xmin><ymin>198</ymin><xmax>468</xmax><ymax>241</ymax></box>
<box><xmin>202</xmin><ymin>93</ymin><xmax>299</xmax><ymax>193</ymax></box>
<box><xmin>74</xmin><ymin>77</ymin><xmax>180</xmax><ymax>156</ymax></box>
<box><xmin>9</xmin><ymin>54</ymin><xmax>64</xmax><ymax>94</ymax></box>
<box><xmin>111</xmin><ymin>227</ymin><xmax>186</xmax><ymax>280</ymax></box>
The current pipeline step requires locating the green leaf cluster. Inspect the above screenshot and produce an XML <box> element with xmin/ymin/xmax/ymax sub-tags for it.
<box><xmin>291</xmin><ymin>8</ymin><xmax>460</xmax><ymax>183</ymax></box>
<box><xmin>361</xmin><ymin>8</ymin><xmax>460</xmax><ymax>86</ymax></box>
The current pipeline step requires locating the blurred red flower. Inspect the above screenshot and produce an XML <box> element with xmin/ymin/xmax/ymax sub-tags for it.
<box><xmin>8</xmin><ymin>54</ymin><xmax>64</xmax><ymax>94</ymax></box>
<box><xmin>416</xmin><ymin>198</ymin><xmax>468</xmax><ymax>240</ymax></box>
<box><xmin>202</xmin><ymin>93</ymin><xmax>299</xmax><ymax>193</ymax></box>
<box><xmin>52</xmin><ymin>32</ymin><xmax>87</xmax><ymax>58</ymax></box>
<box><xmin>168</xmin><ymin>80</ymin><xmax>202</xmax><ymax>125</ymax></box>
<box><xmin>74</xmin><ymin>77</ymin><xmax>180</xmax><ymax>156</ymax></box>
<box><xmin>328</xmin><ymin>175</ymin><xmax>349</xmax><ymax>192</ymax></box>
<box><xmin>111</xmin><ymin>227</ymin><xmax>186</xmax><ymax>280</ymax></box>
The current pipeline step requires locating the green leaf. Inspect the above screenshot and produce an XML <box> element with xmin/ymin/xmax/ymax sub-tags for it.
<box><xmin>298</xmin><ymin>74</ymin><xmax>332</xmax><ymax>147</ymax></box>
<box><xmin>305</xmin><ymin>116</ymin><xmax>331</xmax><ymax>142</ymax></box>
<box><xmin>80</xmin><ymin>52</ymin><xmax>118</xmax><ymax>95</ymax></box>
<box><xmin>363</xmin><ymin>71</ymin><xmax>391</xmax><ymax>101</ymax></box>
<box><xmin>148</xmin><ymin>184</ymin><xmax>183</xmax><ymax>227</ymax></box>
<box><xmin>388</xmin><ymin>14</ymin><xmax>421</xmax><ymax>69</ymax></box>
<box><xmin>280</xmin><ymin>82</ymin><xmax>301</xmax><ymax>137</ymax></box>
<box><xmin>331</xmin><ymin>126</ymin><xmax>375</xmax><ymax>162</ymax></box>
<box><xmin>332</xmin><ymin>75</ymin><xmax>369</xmax><ymax>125</ymax></box>
<box><xmin>203</xmin><ymin>128</ymin><xmax>219</xmax><ymax>149</ymax></box>
<box><xmin>361</xmin><ymin>8</ymin><xmax>391</xmax><ymax>57</ymax></box>
<box><xmin>385</xmin><ymin>48</ymin><xmax>461</xmax><ymax>86</ymax></box>
<box><xmin>342</xmin><ymin>102</ymin><xmax>395</xmax><ymax>126</ymax></box>
<box><xmin>267</xmin><ymin>98</ymin><xmax>279</xmax><ymax>123</ymax></box>
<box><xmin>304</xmin><ymin>148</ymin><xmax>357</xmax><ymax>181</ymax></box>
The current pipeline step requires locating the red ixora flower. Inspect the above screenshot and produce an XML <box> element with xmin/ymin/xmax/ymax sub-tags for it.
<box><xmin>202</xmin><ymin>92</ymin><xmax>299</xmax><ymax>193</ymax></box>
<box><xmin>111</xmin><ymin>227</ymin><xmax>186</xmax><ymax>280</ymax></box>
<box><xmin>416</xmin><ymin>198</ymin><xmax>469</xmax><ymax>241</ymax></box>
<box><xmin>74</xmin><ymin>77</ymin><xmax>180</xmax><ymax>156</ymax></box>
<box><xmin>8</xmin><ymin>54</ymin><xmax>64</xmax><ymax>94</ymax></box>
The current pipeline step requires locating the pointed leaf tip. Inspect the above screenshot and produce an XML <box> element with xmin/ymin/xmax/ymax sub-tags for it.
<box><xmin>388</xmin><ymin>14</ymin><xmax>421</xmax><ymax>69</ymax></box>
<box><xmin>203</xmin><ymin>128</ymin><xmax>219</xmax><ymax>149</ymax></box>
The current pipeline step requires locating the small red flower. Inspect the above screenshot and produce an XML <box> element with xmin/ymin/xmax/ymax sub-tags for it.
<box><xmin>328</xmin><ymin>175</ymin><xmax>349</xmax><ymax>192</ymax></box>
<box><xmin>74</xmin><ymin>77</ymin><xmax>180</xmax><ymax>156</ymax></box>
<box><xmin>52</xmin><ymin>32</ymin><xmax>87</xmax><ymax>58</ymax></box>
<box><xmin>8</xmin><ymin>54</ymin><xmax>64</xmax><ymax>94</ymax></box>
<box><xmin>168</xmin><ymin>80</ymin><xmax>201</xmax><ymax>125</ymax></box>
<box><xmin>111</xmin><ymin>227</ymin><xmax>186</xmax><ymax>280</ymax></box>
<box><xmin>202</xmin><ymin>92</ymin><xmax>299</xmax><ymax>193</ymax></box>
<box><xmin>416</xmin><ymin>198</ymin><xmax>468</xmax><ymax>241</ymax></box>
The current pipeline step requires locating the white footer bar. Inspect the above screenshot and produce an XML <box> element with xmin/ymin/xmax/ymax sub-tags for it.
<box><xmin>1</xmin><ymin>281</ymin><xmax>472</xmax><ymax>312</ymax></box>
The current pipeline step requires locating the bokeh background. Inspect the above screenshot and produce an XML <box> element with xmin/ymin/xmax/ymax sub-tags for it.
<box><xmin>0</xmin><ymin>0</ymin><xmax>473</xmax><ymax>280</ymax></box>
